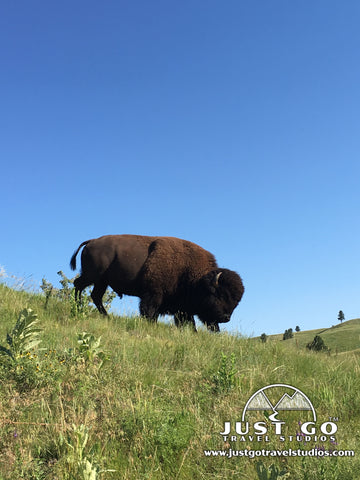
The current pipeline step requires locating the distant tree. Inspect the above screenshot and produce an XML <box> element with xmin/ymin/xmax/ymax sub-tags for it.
<box><xmin>306</xmin><ymin>335</ymin><xmax>328</xmax><ymax>352</ymax></box>
<box><xmin>295</xmin><ymin>326</ymin><xmax>300</xmax><ymax>332</ymax></box>
<box><xmin>338</xmin><ymin>310</ymin><xmax>345</xmax><ymax>323</ymax></box>
<box><xmin>283</xmin><ymin>328</ymin><xmax>294</xmax><ymax>340</ymax></box>
<box><xmin>260</xmin><ymin>333</ymin><xmax>267</xmax><ymax>343</ymax></box>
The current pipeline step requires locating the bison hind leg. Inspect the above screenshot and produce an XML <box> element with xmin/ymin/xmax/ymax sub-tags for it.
<box><xmin>73</xmin><ymin>276</ymin><xmax>91</xmax><ymax>303</ymax></box>
<box><xmin>91</xmin><ymin>281</ymin><xmax>108</xmax><ymax>315</ymax></box>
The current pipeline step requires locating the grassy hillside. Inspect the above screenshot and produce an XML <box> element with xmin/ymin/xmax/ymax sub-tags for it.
<box><xmin>261</xmin><ymin>319</ymin><xmax>360</xmax><ymax>354</ymax></box>
<box><xmin>0</xmin><ymin>283</ymin><xmax>359</xmax><ymax>479</ymax></box>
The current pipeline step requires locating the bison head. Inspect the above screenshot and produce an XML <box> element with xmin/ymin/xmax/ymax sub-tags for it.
<box><xmin>194</xmin><ymin>268</ymin><xmax>244</xmax><ymax>328</ymax></box>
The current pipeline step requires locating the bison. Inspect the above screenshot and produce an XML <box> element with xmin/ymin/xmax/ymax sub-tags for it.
<box><xmin>70</xmin><ymin>234</ymin><xmax>244</xmax><ymax>331</ymax></box>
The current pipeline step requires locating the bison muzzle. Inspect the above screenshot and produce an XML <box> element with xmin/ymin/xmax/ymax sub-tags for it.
<box><xmin>70</xmin><ymin>235</ymin><xmax>244</xmax><ymax>331</ymax></box>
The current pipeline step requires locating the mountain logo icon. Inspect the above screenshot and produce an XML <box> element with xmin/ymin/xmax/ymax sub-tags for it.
<box><xmin>241</xmin><ymin>384</ymin><xmax>316</xmax><ymax>422</ymax></box>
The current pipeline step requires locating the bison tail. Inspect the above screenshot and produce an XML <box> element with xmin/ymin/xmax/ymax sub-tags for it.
<box><xmin>70</xmin><ymin>240</ymin><xmax>92</xmax><ymax>271</ymax></box>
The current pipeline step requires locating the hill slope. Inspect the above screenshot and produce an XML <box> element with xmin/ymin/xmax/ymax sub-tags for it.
<box><xmin>261</xmin><ymin>319</ymin><xmax>360</xmax><ymax>354</ymax></box>
<box><xmin>0</xmin><ymin>283</ymin><xmax>359</xmax><ymax>480</ymax></box>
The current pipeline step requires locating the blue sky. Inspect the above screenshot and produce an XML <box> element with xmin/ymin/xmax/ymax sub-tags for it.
<box><xmin>1</xmin><ymin>1</ymin><xmax>359</xmax><ymax>336</ymax></box>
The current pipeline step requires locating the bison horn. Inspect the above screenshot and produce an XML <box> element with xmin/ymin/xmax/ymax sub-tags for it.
<box><xmin>215</xmin><ymin>271</ymin><xmax>222</xmax><ymax>286</ymax></box>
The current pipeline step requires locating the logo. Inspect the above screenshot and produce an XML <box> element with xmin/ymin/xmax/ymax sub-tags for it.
<box><xmin>220</xmin><ymin>383</ymin><xmax>338</xmax><ymax>444</ymax></box>
<box><xmin>243</xmin><ymin>383</ymin><xmax>316</xmax><ymax>422</ymax></box>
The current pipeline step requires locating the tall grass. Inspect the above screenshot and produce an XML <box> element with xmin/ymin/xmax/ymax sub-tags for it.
<box><xmin>0</xmin><ymin>282</ymin><xmax>359</xmax><ymax>479</ymax></box>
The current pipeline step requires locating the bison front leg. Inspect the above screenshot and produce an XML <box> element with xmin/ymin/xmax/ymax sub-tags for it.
<box><xmin>140</xmin><ymin>293</ymin><xmax>162</xmax><ymax>323</ymax></box>
<box><xmin>174</xmin><ymin>312</ymin><xmax>197</xmax><ymax>332</ymax></box>
<box><xmin>205</xmin><ymin>322</ymin><xmax>220</xmax><ymax>332</ymax></box>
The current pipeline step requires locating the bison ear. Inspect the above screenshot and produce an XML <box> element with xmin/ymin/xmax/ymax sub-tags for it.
<box><xmin>214</xmin><ymin>271</ymin><xmax>222</xmax><ymax>287</ymax></box>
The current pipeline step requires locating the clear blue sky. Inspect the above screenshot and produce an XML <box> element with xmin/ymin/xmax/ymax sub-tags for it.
<box><xmin>1</xmin><ymin>1</ymin><xmax>359</xmax><ymax>336</ymax></box>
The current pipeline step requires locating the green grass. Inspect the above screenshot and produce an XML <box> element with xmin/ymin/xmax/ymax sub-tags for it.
<box><xmin>0</xmin><ymin>282</ymin><xmax>359</xmax><ymax>479</ymax></box>
<box><xmin>261</xmin><ymin>319</ymin><xmax>360</xmax><ymax>354</ymax></box>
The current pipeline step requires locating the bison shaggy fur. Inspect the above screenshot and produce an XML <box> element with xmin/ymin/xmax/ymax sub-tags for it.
<box><xmin>70</xmin><ymin>234</ymin><xmax>244</xmax><ymax>331</ymax></box>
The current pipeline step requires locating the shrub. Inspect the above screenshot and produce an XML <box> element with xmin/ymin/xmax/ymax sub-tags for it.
<box><xmin>0</xmin><ymin>308</ymin><xmax>42</xmax><ymax>360</ymax></box>
<box><xmin>306</xmin><ymin>335</ymin><xmax>329</xmax><ymax>352</ymax></box>
<box><xmin>41</xmin><ymin>271</ymin><xmax>116</xmax><ymax>316</ymax></box>
<box><xmin>283</xmin><ymin>328</ymin><xmax>293</xmax><ymax>340</ymax></box>
<box><xmin>212</xmin><ymin>352</ymin><xmax>237</xmax><ymax>392</ymax></box>
<box><xmin>260</xmin><ymin>333</ymin><xmax>267</xmax><ymax>343</ymax></box>
<box><xmin>0</xmin><ymin>308</ymin><xmax>63</xmax><ymax>390</ymax></box>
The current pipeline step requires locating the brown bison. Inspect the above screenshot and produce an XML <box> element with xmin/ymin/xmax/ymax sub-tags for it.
<box><xmin>70</xmin><ymin>234</ymin><xmax>244</xmax><ymax>331</ymax></box>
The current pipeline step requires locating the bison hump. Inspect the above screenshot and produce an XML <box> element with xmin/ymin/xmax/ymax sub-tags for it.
<box><xmin>139</xmin><ymin>237</ymin><xmax>217</xmax><ymax>295</ymax></box>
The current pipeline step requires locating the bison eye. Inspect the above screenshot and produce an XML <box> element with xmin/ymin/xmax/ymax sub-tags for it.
<box><xmin>217</xmin><ymin>289</ymin><xmax>230</xmax><ymax>303</ymax></box>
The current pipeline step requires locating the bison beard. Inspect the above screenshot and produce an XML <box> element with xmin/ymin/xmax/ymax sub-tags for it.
<box><xmin>70</xmin><ymin>235</ymin><xmax>244</xmax><ymax>332</ymax></box>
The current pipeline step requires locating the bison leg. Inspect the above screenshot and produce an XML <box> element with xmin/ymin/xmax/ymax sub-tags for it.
<box><xmin>174</xmin><ymin>312</ymin><xmax>197</xmax><ymax>332</ymax></box>
<box><xmin>74</xmin><ymin>275</ymin><xmax>92</xmax><ymax>303</ymax></box>
<box><xmin>91</xmin><ymin>281</ymin><xmax>108</xmax><ymax>315</ymax></box>
<box><xmin>139</xmin><ymin>293</ymin><xmax>161</xmax><ymax>322</ymax></box>
<box><xmin>205</xmin><ymin>322</ymin><xmax>220</xmax><ymax>332</ymax></box>
<box><xmin>210</xmin><ymin>323</ymin><xmax>220</xmax><ymax>332</ymax></box>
